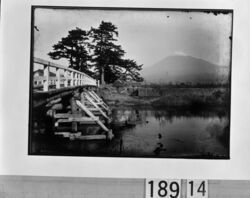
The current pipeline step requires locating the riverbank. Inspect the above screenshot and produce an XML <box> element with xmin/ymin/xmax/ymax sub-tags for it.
<box><xmin>99</xmin><ymin>85</ymin><xmax>230</xmax><ymax>110</ymax></box>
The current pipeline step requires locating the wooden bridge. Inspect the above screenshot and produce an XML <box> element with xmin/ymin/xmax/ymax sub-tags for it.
<box><xmin>31</xmin><ymin>58</ymin><xmax>113</xmax><ymax>142</ymax></box>
<box><xmin>33</xmin><ymin>57</ymin><xmax>98</xmax><ymax>92</ymax></box>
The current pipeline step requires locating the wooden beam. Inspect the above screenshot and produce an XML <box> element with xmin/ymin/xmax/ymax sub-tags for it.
<box><xmin>70</xmin><ymin>71</ymin><xmax>74</xmax><ymax>86</ymax></box>
<box><xmin>43</xmin><ymin>65</ymin><xmax>49</xmax><ymax>91</ymax></box>
<box><xmin>46</xmin><ymin>98</ymin><xmax>62</xmax><ymax>107</ymax></box>
<box><xmin>54</xmin><ymin>132</ymin><xmax>106</xmax><ymax>140</ymax></box>
<box><xmin>89</xmin><ymin>91</ymin><xmax>101</xmax><ymax>102</ymax></box>
<box><xmin>85</xmin><ymin>93</ymin><xmax>109</xmax><ymax>119</ymax></box>
<box><xmin>64</xmin><ymin>69</ymin><xmax>68</xmax><ymax>87</ymax></box>
<box><xmin>56</xmin><ymin>117</ymin><xmax>100</xmax><ymax>124</ymax></box>
<box><xmin>56</xmin><ymin>68</ymin><xmax>60</xmax><ymax>89</ymax></box>
<box><xmin>77</xmin><ymin>134</ymin><xmax>106</xmax><ymax>140</ymax></box>
<box><xmin>90</xmin><ymin>91</ymin><xmax>109</xmax><ymax>110</ymax></box>
<box><xmin>54</xmin><ymin>113</ymin><xmax>82</xmax><ymax>119</ymax></box>
<box><xmin>76</xmin><ymin>100</ymin><xmax>109</xmax><ymax>132</ymax></box>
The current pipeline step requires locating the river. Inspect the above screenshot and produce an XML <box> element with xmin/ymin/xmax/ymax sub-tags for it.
<box><xmin>31</xmin><ymin>107</ymin><xmax>229</xmax><ymax>159</ymax></box>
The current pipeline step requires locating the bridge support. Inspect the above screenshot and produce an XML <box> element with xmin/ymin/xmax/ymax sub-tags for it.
<box><xmin>52</xmin><ymin>88</ymin><xmax>113</xmax><ymax>141</ymax></box>
<box><xmin>33</xmin><ymin>58</ymin><xmax>112</xmax><ymax>141</ymax></box>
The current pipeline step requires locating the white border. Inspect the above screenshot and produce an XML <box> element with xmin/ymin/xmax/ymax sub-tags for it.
<box><xmin>1</xmin><ymin>0</ymin><xmax>250</xmax><ymax>180</ymax></box>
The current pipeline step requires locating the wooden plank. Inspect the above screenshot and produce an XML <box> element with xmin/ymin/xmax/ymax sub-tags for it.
<box><xmin>92</xmin><ymin>91</ymin><xmax>110</xmax><ymax>110</ymax></box>
<box><xmin>55</xmin><ymin>132</ymin><xmax>81</xmax><ymax>138</ymax></box>
<box><xmin>54</xmin><ymin>132</ymin><xmax>106</xmax><ymax>140</ymax></box>
<box><xmin>46</xmin><ymin>98</ymin><xmax>62</xmax><ymax>107</ymax></box>
<box><xmin>54</xmin><ymin>113</ymin><xmax>82</xmax><ymax>119</ymax></box>
<box><xmin>68</xmin><ymin>117</ymin><xmax>99</xmax><ymax>122</ymax></box>
<box><xmin>87</xmin><ymin>107</ymin><xmax>99</xmax><ymax>111</ymax></box>
<box><xmin>54</xmin><ymin>132</ymin><xmax>72</xmax><ymax>137</ymax></box>
<box><xmin>77</xmin><ymin>134</ymin><xmax>106</xmax><ymax>140</ymax></box>
<box><xmin>89</xmin><ymin>91</ymin><xmax>109</xmax><ymax>111</ymax></box>
<box><xmin>56</xmin><ymin>117</ymin><xmax>101</xmax><ymax>124</ymax></box>
<box><xmin>89</xmin><ymin>91</ymin><xmax>102</xmax><ymax>102</ymax></box>
<box><xmin>85</xmin><ymin>93</ymin><xmax>109</xmax><ymax>119</ymax></box>
<box><xmin>76</xmin><ymin>100</ymin><xmax>109</xmax><ymax>132</ymax></box>
<box><xmin>65</xmin><ymin>106</ymin><xmax>102</xmax><ymax>113</ymax></box>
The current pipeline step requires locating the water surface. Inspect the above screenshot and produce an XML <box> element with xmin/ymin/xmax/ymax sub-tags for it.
<box><xmin>31</xmin><ymin>107</ymin><xmax>229</xmax><ymax>158</ymax></box>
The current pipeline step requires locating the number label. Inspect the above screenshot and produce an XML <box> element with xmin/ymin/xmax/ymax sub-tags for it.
<box><xmin>187</xmin><ymin>180</ymin><xmax>208</xmax><ymax>198</ymax></box>
<box><xmin>146</xmin><ymin>179</ymin><xmax>181</xmax><ymax>198</ymax></box>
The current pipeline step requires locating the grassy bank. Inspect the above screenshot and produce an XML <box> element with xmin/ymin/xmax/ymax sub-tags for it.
<box><xmin>151</xmin><ymin>87</ymin><xmax>230</xmax><ymax>108</ymax></box>
<box><xmin>99</xmin><ymin>85</ymin><xmax>230</xmax><ymax>109</ymax></box>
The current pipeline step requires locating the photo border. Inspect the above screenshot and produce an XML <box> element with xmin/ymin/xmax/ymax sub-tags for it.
<box><xmin>28</xmin><ymin>5</ymin><xmax>234</xmax><ymax>159</ymax></box>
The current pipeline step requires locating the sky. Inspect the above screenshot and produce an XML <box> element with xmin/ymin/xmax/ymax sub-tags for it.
<box><xmin>34</xmin><ymin>8</ymin><xmax>232</xmax><ymax>69</ymax></box>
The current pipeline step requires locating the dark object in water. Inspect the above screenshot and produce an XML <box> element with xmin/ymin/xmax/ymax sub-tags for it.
<box><xmin>154</xmin><ymin>142</ymin><xmax>166</xmax><ymax>156</ymax></box>
<box><xmin>158</xmin><ymin>133</ymin><xmax>162</xmax><ymax>139</ymax></box>
<box><xmin>157</xmin><ymin>142</ymin><xmax>163</xmax><ymax>147</ymax></box>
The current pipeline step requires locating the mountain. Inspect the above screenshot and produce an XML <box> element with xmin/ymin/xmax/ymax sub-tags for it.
<box><xmin>141</xmin><ymin>55</ymin><xmax>230</xmax><ymax>84</ymax></box>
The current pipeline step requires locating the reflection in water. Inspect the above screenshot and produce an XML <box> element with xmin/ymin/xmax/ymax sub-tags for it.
<box><xmin>32</xmin><ymin>107</ymin><xmax>230</xmax><ymax>159</ymax></box>
<box><xmin>154</xmin><ymin>143</ymin><xmax>167</xmax><ymax>156</ymax></box>
<box><xmin>108</xmin><ymin>108</ymin><xmax>229</xmax><ymax>158</ymax></box>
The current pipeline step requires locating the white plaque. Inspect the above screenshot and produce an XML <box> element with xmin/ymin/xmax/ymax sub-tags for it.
<box><xmin>145</xmin><ymin>179</ymin><xmax>181</xmax><ymax>198</ymax></box>
<box><xmin>187</xmin><ymin>180</ymin><xmax>208</xmax><ymax>198</ymax></box>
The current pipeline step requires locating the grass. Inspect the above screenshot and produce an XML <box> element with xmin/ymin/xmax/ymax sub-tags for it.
<box><xmin>150</xmin><ymin>87</ymin><xmax>230</xmax><ymax>109</ymax></box>
<box><xmin>100</xmin><ymin>85</ymin><xmax>230</xmax><ymax>110</ymax></box>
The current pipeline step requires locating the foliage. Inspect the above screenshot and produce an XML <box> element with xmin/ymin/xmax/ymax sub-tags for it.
<box><xmin>120</xmin><ymin>59</ymin><xmax>143</xmax><ymax>82</ymax></box>
<box><xmin>48</xmin><ymin>28</ymin><xmax>93</xmax><ymax>75</ymax></box>
<box><xmin>89</xmin><ymin>21</ymin><xmax>143</xmax><ymax>84</ymax></box>
<box><xmin>48</xmin><ymin>21</ymin><xmax>143</xmax><ymax>84</ymax></box>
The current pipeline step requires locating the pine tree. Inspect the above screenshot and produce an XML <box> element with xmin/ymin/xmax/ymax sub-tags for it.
<box><xmin>48</xmin><ymin>22</ymin><xmax>144</xmax><ymax>83</ymax></box>
<box><xmin>89</xmin><ymin>21</ymin><xmax>125</xmax><ymax>84</ymax></box>
<box><xmin>120</xmin><ymin>59</ymin><xmax>143</xmax><ymax>82</ymax></box>
<box><xmin>48</xmin><ymin>27</ymin><xmax>92</xmax><ymax>75</ymax></box>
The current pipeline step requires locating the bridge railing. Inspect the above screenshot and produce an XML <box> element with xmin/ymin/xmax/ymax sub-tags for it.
<box><xmin>33</xmin><ymin>57</ymin><xmax>98</xmax><ymax>91</ymax></box>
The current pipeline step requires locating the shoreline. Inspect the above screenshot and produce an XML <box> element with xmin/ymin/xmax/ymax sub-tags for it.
<box><xmin>100</xmin><ymin>86</ymin><xmax>230</xmax><ymax>110</ymax></box>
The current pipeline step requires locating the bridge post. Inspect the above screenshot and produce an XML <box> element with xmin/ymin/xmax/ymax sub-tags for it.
<box><xmin>64</xmin><ymin>69</ymin><xmax>68</xmax><ymax>87</ymax></box>
<box><xmin>70</xmin><ymin>71</ymin><xmax>74</xmax><ymax>87</ymax></box>
<box><xmin>79</xmin><ymin>73</ymin><xmax>81</xmax><ymax>85</ymax></box>
<box><xmin>74</xmin><ymin>72</ymin><xmax>77</xmax><ymax>86</ymax></box>
<box><xmin>43</xmin><ymin>65</ymin><xmax>49</xmax><ymax>91</ymax></box>
<box><xmin>56</xmin><ymin>68</ymin><xmax>60</xmax><ymax>89</ymax></box>
<box><xmin>80</xmin><ymin>74</ymin><xmax>83</xmax><ymax>85</ymax></box>
<box><xmin>77</xmin><ymin>73</ymin><xmax>80</xmax><ymax>86</ymax></box>
<box><xmin>73</xmin><ymin>72</ymin><xmax>77</xmax><ymax>86</ymax></box>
